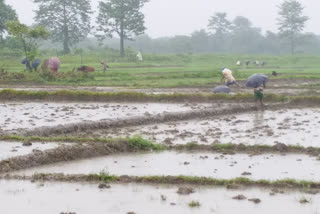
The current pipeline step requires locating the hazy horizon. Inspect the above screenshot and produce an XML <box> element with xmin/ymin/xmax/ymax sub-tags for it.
<box><xmin>6</xmin><ymin>0</ymin><xmax>320</xmax><ymax>38</ymax></box>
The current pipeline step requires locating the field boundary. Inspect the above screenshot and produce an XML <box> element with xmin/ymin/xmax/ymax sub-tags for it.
<box><xmin>3</xmin><ymin>174</ymin><xmax>320</xmax><ymax>190</ymax></box>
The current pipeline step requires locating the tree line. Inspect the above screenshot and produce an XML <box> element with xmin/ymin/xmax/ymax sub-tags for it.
<box><xmin>0</xmin><ymin>0</ymin><xmax>318</xmax><ymax>57</ymax></box>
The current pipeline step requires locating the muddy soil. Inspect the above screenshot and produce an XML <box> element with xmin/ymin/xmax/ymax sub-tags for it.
<box><xmin>15</xmin><ymin>151</ymin><xmax>320</xmax><ymax>181</ymax></box>
<box><xmin>0</xmin><ymin>142</ymin><xmax>60</xmax><ymax>161</ymax></box>
<box><xmin>65</xmin><ymin>108</ymin><xmax>320</xmax><ymax>147</ymax></box>
<box><xmin>0</xmin><ymin>140</ymin><xmax>138</xmax><ymax>173</ymax></box>
<box><xmin>1</xmin><ymin>180</ymin><xmax>319</xmax><ymax>214</ymax></box>
<box><xmin>0</xmin><ymin>102</ymin><xmax>213</xmax><ymax>132</ymax></box>
<box><xmin>1</xmin><ymin>78</ymin><xmax>320</xmax><ymax>95</ymax></box>
<box><xmin>22</xmin><ymin>103</ymin><xmax>257</xmax><ymax>137</ymax></box>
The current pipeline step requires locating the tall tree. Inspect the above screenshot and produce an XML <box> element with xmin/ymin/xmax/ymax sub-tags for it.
<box><xmin>0</xmin><ymin>0</ymin><xmax>17</xmax><ymax>40</ymax></box>
<box><xmin>96</xmin><ymin>0</ymin><xmax>149</xmax><ymax>57</ymax></box>
<box><xmin>208</xmin><ymin>12</ymin><xmax>232</xmax><ymax>35</ymax></box>
<box><xmin>207</xmin><ymin>12</ymin><xmax>232</xmax><ymax>52</ymax></box>
<box><xmin>277</xmin><ymin>0</ymin><xmax>308</xmax><ymax>55</ymax></box>
<box><xmin>33</xmin><ymin>0</ymin><xmax>92</xmax><ymax>54</ymax></box>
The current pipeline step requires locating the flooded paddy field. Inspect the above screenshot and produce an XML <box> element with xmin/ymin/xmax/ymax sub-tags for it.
<box><xmin>1</xmin><ymin>180</ymin><xmax>320</xmax><ymax>214</ymax></box>
<box><xmin>0</xmin><ymin>141</ymin><xmax>61</xmax><ymax>161</ymax></box>
<box><xmin>1</xmin><ymin>87</ymin><xmax>320</xmax><ymax>214</ymax></box>
<box><xmin>15</xmin><ymin>151</ymin><xmax>320</xmax><ymax>181</ymax></box>
<box><xmin>68</xmin><ymin>108</ymin><xmax>320</xmax><ymax>147</ymax></box>
<box><xmin>0</xmin><ymin>102</ymin><xmax>214</xmax><ymax>132</ymax></box>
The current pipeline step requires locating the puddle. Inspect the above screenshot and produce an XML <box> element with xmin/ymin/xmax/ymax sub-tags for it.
<box><xmin>1</xmin><ymin>180</ymin><xmax>320</xmax><ymax>214</ymax></box>
<box><xmin>0</xmin><ymin>102</ymin><xmax>212</xmax><ymax>131</ymax></box>
<box><xmin>82</xmin><ymin>108</ymin><xmax>320</xmax><ymax>147</ymax></box>
<box><xmin>16</xmin><ymin>151</ymin><xmax>320</xmax><ymax>181</ymax></box>
<box><xmin>0</xmin><ymin>142</ymin><xmax>60</xmax><ymax>161</ymax></box>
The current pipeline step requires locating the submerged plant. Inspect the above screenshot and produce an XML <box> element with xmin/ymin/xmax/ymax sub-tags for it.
<box><xmin>188</xmin><ymin>201</ymin><xmax>201</xmax><ymax>208</ymax></box>
<box><xmin>299</xmin><ymin>197</ymin><xmax>310</xmax><ymax>204</ymax></box>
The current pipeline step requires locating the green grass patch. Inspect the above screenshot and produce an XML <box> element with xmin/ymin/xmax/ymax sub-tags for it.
<box><xmin>127</xmin><ymin>136</ymin><xmax>164</xmax><ymax>151</ymax></box>
<box><xmin>28</xmin><ymin>174</ymin><xmax>320</xmax><ymax>190</ymax></box>
<box><xmin>1</xmin><ymin>53</ymin><xmax>320</xmax><ymax>87</ymax></box>
<box><xmin>1</xmin><ymin>135</ymin><xmax>164</xmax><ymax>151</ymax></box>
<box><xmin>0</xmin><ymin>88</ymin><xmax>300</xmax><ymax>103</ymax></box>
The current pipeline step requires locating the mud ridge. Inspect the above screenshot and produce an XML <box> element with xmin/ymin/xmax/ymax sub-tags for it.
<box><xmin>21</xmin><ymin>103</ymin><xmax>286</xmax><ymax>137</ymax></box>
<box><xmin>3</xmin><ymin>174</ymin><xmax>320</xmax><ymax>190</ymax></box>
<box><xmin>0</xmin><ymin>140</ymin><xmax>135</xmax><ymax>173</ymax></box>
<box><xmin>171</xmin><ymin>144</ymin><xmax>320</xmax><ymax>157</ymax></box>
<box><xmin>21</xmin><ymin>102</ymin><xmax>319</xmax><ymax>138</ymax></box>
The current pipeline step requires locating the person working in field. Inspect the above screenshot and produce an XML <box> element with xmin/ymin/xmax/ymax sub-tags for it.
<box><xmin>221</xmin><ymin>67</ymin><xmax>239</xmax><ymax>86</ymax></box>
<box><xmin>254</xmin><ymin>83</ymin><xmax>266</xmax><ymax>109</ymax></box>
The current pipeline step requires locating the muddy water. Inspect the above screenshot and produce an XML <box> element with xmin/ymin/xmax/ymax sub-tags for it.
<box><xmin>86</xmin><ymin>108</ymin><xmax>320</xmax><ymax>147</ymax></box>
<box><xmin>16</xmin><ymin>151</ymin><xmax>320</xmax><ymax>181</ymax></box>
<box><xmin>1</xmin><ymin>180</ymin><xmax>320</xmax><ymax>214</ymax></box>
<box><xmin>0</xmin><ymin>142</ymin><xmax>60</xmax><ymax>161</ymax></box>
<box><xmin>0</xmin><ymin>102</ymin><xmax>212</xmax><ymax>131</ymax></box>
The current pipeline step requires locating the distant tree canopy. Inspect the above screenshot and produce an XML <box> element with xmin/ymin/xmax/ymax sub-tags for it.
<box><xmin>277</xmin><ymin>0</ymin><xmax>309</xmax><ymax>55</ymax></box>
<box><xmin>96</xmin><ymin>0</ymin><xmax>149</xmax><ymax>57</ymax></box>
<box><xmin>207</xmin><ymin>12</ymin><xmax>233</xmax><ymax>52</ymax></box>
<box><xmin>33</xmin><ymin>0</ymin><xmax>93</xmax><ymax>54</ymax></box>
<box><xmin>208</xmin><ymin>12</ymin><xmax>232</xmax><ymax>35</ymax></box>
<box><xmin>1</xmin><ymin>1</ymin><xmax>320</xmax><ymax>56</ymax></box>
<box><xmin>0</xmin><ymin>0</ymin><xmax>17</xmax><ymax>39</ymax></box>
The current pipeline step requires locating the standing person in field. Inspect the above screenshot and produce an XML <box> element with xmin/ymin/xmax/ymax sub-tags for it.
<box><xmin>254</xmin><ymin>83</ymin><xmax>266</xmax><ymax>109</ymax></box>
<box><xmin>221</xmin><ymin>67</ymin><xmax>239</xmax><ymax>86</ymax></box>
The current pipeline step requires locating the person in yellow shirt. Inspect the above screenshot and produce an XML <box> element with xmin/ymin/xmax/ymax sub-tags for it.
<box><xmin>221</xmin><ymin>67</ymin><xmax>239</xmax><ymax>86</ymax></box>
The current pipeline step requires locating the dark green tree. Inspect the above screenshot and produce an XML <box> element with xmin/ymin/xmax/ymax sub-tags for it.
<box><xmin>96</xmin><ymin>0</ymin><xmax>149</xmax><ymax>57</ymax></box>
<box><xmin>33</xmin><ymin>0</ymin><xmax>92</xmax><ymax>54</ymax></box>
<box><xmin>0</xmin><ymin>0</ymin><xmax>17</xmax><ymax>40</ymax></box>
<box><xmin>277</xmin><ymin>0</ymin><xmax>309</xmax><ymax>55</ymax></box>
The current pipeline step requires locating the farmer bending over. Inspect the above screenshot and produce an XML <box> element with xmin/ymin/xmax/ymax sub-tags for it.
<box><xmin>221</xmin><ymin>67</ymin><xmax>239</xmax><ymax>87</ymax></box>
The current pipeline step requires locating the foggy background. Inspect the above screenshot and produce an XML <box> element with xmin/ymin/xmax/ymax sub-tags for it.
<box><xmin>6</xmin><ymin>0</ymin><xmax>320</xmax><ymax>37</ymax></box>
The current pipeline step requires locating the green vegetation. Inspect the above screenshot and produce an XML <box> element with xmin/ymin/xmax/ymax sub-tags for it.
<box><xmin>1</xmin><ymin>135</ymin><xmax>164</xmax><ymax>151</ymax></box>
<box><xmin>21</xmin><ymin>173</ymin><xmax>320</xmax><ymax>190</ymax></box>
<box><xmin>88</xmin><ymin>171</ymin><xmax>118</xmax><ymax>183</ymax></box>
<box><xmin>127</xmin><ymin>136</ymin><xmax>165</xmax><ymax>151</ymax></box>
<box><xmin>96</xmin><ymin>0</ymin><xmax>148</xmax><ymax>57</ymax></box>
<box><xmin>2</xmin><ymin>135</ymin><xmax>320</xmax><ymax>156</ymax></box>
<box><xmin>185</xmin><ymin>142</ymin><xmax>199</xmax><ymax>150</ymax></box>
<box><xmin>5</xmin><ymin>20</ymin><xmax>50</xmax><ymax>71</ymax></box>
<box><xmin>188</xmin><ymin>201</ymin><xmax>201</xmax><ymax>208</ymax></box>
<box><xmin>0</xmin><ymin>53</ymin><xmax>320</xmax><ymax>87</ymax></box>
<box><xmin>33</xmin><ymin>0</ymin><xmax>92</xmax><ymax>54</ymax></box>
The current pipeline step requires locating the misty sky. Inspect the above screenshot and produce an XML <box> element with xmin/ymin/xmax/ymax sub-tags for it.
<box><xmin>6</xmin><ymin>0</ymin><xmax>320</xmax><ymax>38</ymax></box>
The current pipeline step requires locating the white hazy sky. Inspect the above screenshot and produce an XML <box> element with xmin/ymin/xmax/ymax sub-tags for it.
<box><xmin>6</xmin><ymin>0</ymin><xmax>320</xmax><ymax>38</ymax></box>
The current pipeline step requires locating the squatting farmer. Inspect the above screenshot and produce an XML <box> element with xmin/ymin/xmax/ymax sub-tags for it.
<box><xmin>221</xmin><ymin>67</ymin><xmax>239</xmax><ymax>87</ymax></box>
